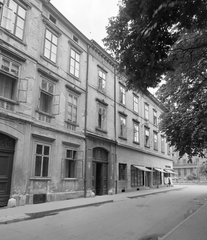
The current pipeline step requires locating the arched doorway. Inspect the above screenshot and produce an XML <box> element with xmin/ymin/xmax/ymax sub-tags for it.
<box><xmin>0</xmin><ymin>133</ymin><xmax>15</xmax><ymax>207</ymax></box>
<box><xmin>92</xmin><ymin>148</ymin><xmax>108</xmax><ymax>195</ymax></box>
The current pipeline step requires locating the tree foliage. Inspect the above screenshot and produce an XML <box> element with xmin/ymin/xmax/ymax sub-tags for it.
<box><xmin>104</xmin><ymin>0</ymin><xmax>207</xmax><ymax>158</ymax></box>
<box><xmin>199</xmin><ymin>161</ymin><xmax>207</xmax><ymax>177</ymax></box>
<box><xmin>157</xmin><ymin>31</ymin><xmax>207</xmax><ymax>158</ymax></box>
<box><xmin>103</xmin><ymin>0</ymin><xmax>207</xmax><ymax>91</ymax></box>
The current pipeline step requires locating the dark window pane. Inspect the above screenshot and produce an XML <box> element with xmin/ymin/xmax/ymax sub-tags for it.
<box><xmin>44</xmin><ymin>146</ymin><xmax>50</xmax><ymax>155</ymax></box>
<box><xmin>35</xmin><ymin>156</ymin><xmax>42</xmax><ymax>176</ymax></box>
<box><xmin>42</xmin><ymin>157</ymin><xmax>49</xmax><ymax>177</ymax></box>
<box><xmin>36</xmin><ymin>144</ymin><xmax>42</xmax><ymax>154</ymax></box>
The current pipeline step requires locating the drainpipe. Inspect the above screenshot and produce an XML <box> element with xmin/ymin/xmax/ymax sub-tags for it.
<box><xmin>84</xmin><ymin>44</ymin><xmax>90</xmax><ymax>198</ymax></box>
<box><xmin>114</xmin><ymin>66</ymin><xmax>118</xmax><ymax>194</ymax></box>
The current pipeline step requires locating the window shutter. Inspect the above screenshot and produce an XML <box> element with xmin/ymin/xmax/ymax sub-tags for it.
<box><xmin>53</xmin><ymin>94</ymin><xmax>60</xmax><ymax>115</ymax></box>
<box><xmin>18</xmin><ymin>79</ymin><xmax>28</xmax><ymax>102</ymax></box>
<box><xmin>1</xmin><ymin>6</ymin><xmax>14</xmax><ymax>32</ymax></box>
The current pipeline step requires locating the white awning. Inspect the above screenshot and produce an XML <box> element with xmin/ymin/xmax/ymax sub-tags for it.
<box><xmin>165</xmin><ymin>169</ymin><xmax>178</xmax><ymax>174</ymax></box>
<box><xmin>133</xmin><ymin>165</ymin><xmax>152</xmax><ymax>172</ymax></box>
<box><xmin>154</xmin><ymin>167</ymin><xmax>166</xmax><ymax>173</ymax></box>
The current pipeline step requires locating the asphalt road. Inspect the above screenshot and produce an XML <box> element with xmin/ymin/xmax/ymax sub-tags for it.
<box><xmin>1</xmin><ymin>185</ymin><xmax>207</xmax><ymax>240</ymax></box>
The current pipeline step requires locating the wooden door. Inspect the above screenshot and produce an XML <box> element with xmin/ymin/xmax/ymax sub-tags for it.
<box><xmin>0</xmin><ymin>152</ymin><xmax>14</xmax><ymax>207</ymax></box>
<box><xmin>96</xmin><ymin>163</ymin><xmax>102</xmax><ymax>195</ymax></box>
<box><xmin>102</xmin><ymin>163</ymin><xmax>108</xmax><ymax>194</ymax></box>
<box><xmin>92</xmin><ymin>162</ymin><xmax>96</xmax><ymax>194</ymax></box>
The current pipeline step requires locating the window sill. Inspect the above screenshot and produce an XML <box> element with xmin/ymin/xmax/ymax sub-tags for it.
<box><xmin>133</xmin><ymin>141</ymin><xmax>140</xmax><ymax>145</ymax></box>
<box><xmin>0</xmin><ymin>27</ymin><xmax>27</xmax><ymax>46</ymax></box>
<box><xmin>65</xmin><ymin>120</ymin><xmax>79</xmax><ymax>127</ymax></box>
<box><xmin>95</xmin><ymin>127</ymin><xmax>107</xmax><ymax>134</ymax></box>
<box><xmin>30</xmin><ymin>177</ymin><xmax>51</xmax><ymax>181</ymax></box>
<box><xmin>119</xmin><ymin>102</ymin><xmax>126</xmax><ymax>108</ymax></box>
<box><xmin>154</xmin><ymin>148</ymin><xmax>158</xmax><ymax>151</ymax></box>
<box><xmin>118</xmin><ymin>136</ymin><xmax>127</xmax><ymax>141</ymax></box>
<box><xmin>145</xmin><ymin>145</ymin><xmax>150</xmax><ymax>148</ymax></box>
<box><xmin>36</xmin><ymin>109</ymin><xmax>54</xmax><ymax>118</ymax></box>
<box><xmin>67</xmin><ymin>72</ymin><xmax>80</xmax><ymax>82</ymax></box>
<box><xmin>0</xmin><ymin>96</ymin><xmax>19</xmax><ymax>105</ymax></box>
<box><xmin>40</xmin><ymin>55</ymin><xmax>59</xmax><ymax>68</ymax></box>
<box><xmin>62</xmin><ymin>178</ymin><xmax>79</xmax><ymax>181</ymax></box>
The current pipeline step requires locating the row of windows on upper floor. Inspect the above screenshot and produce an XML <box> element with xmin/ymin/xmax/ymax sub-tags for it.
<box><xmin>0</xmin><ymin>1</ymin><xmax>162</xmax><ymax>122</ymax></box>
<box><xmin>0</xmin><ymin>51</ymin><xmax>160</xmax><ymax>125</ymax></box>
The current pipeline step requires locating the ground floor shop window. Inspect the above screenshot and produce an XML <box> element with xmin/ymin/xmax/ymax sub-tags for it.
<box><xmin>131</xmin><ymin>165</ymin><xmax>144</xmax><ymax>186</ymax></box>
<box><xmin>153</xmin><ymin>170</ymin><xmax>161</xmax><ymax>185</ymax></box>
<box><xmin>119</xmin><ymin>163</ymin><xmax>127</xmax><ymax>181</ymax></box>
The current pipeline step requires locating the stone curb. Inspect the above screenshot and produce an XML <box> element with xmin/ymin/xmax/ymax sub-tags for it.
<box><xmin>0</xmin><ymin>200</ymin><xmax>113</xmax><ymax>225</ymax></box>
<box><xmin>160</xmin><ymin>200</ymin><xmax>207</xmax><ymax>240</ymax></box>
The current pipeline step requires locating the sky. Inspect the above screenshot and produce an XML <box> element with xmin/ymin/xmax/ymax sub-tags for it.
<box><xmin>50</xmin><ymin>0</ymin><xmax>157</xmax><ymax>94</ymax></box>
<box><xmin>50</xmin><ymin>0</ymin><xmax>120</xmax><ymax>48</ymax></box>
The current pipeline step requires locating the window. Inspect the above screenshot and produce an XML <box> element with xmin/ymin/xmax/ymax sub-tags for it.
<box><xmin>1</xmin><ymin>0</ymin><xmax>26</xmax><ymax>40</ymax></box>
<box><xmin>70</xmin><ymin>49</ymin><xmax>80</xmax><ymax>78</ymax></box>
<box><xmin>133</xmin><ymin>95</ymin><xmax>139</xmax><ymax>113</ymax></box>
<box><xmin>144</xmin><ymin>127</ymin><xmax>150</xmax><ymax>147</ymax></box>
<box><xmin>133</xmin><ymin>122</ymin><xmax>139</xmax><ymax>143</ymax></box>
<box><xmin>153</xmin><ymin>131</ymin><xmax>158</xmax><ymax>150</ymax></box>
<box><xmin>49</xmin><ymin>14</ymin><xmax>56</xmax><ymax>24</ymax></box>
<box><xmin>184</xmin><ymin>168</ymin><xmax>187</xmax><ymax>176</ymax></box>
<box><xmin>97</xmin><ymin>104</ymin><xmax>107</xmax><ymax>130</ymax></box>
<box><xmin>39</xmin><ymin>79</ymin><xmax>54</xmax><ymax>114</ymax></box>
<box><xmin>119</xmin><ymin>164</ymin><xmax>127</xmax><ymax>181</ymax></box>
<box><xmin>161</xmin><ymin>135</ymin><xmax>165</xmax><ymax>153</ymax></box>
<box><xmin>64</xmin><ymin>149</ymin><xmax>83</xmax><ymax>178</ymax></box>
<box><xmin>119</xmin><ymin>115</ymin><xmax>126</xmax><ymax>138</ymax></box>
<box><xmin>67</xmin><ymin>93</ymin><xmax>78</xmax><ymax>123</ymax></box>
<box><xmin>167</xmin><ymin>143</ymin><xmax>171</xmax><ymax>155</ymax></box>
<box><xmin>98</xmin><ymin>70</ymin><xmax>106</xmax><ymax>92</ymax></box>
<box><xmin>131</xmin><ymin>165</ymin><xmax>144</xmax><ymax>187</ymax></box>
<box><xmin>144</xmin><ymin>103</ymin><xmax>149</xmax><ymax>120</ymax></box>
<box><xmin>0</xmin><ymin>57</ymin><xmax>19</xmax><ymax>100</ymax></box>
<box><xmin>44</xmin><ymin>29</ymin><xmax>58</xmax><ymax>63</ymax></box>
<box><xmin>153</xmin><ymin>109</ymin><xmax>157</xmax><ymax>125</ymax></box>
<box><xmin>35</xmin><ymin>144</ymin><xmax>50</xmax><ymax>177</ymax></box>
<box><xmin>120</xmin><ymin>85</ymin><xmax>126</xmax><ymax>105</ymax></box>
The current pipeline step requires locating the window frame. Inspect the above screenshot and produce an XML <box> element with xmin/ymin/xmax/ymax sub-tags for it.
<box><xmin>64</xmin><ymin>148</ymin><xmax>83</xmax><ymax>179</ymax></box>
<box><xmin>161</xmin><ymin>135</ymin><xmax>165</xmax><ymax>153</ymax></box>
<box><xmin>39</xmin><ymin>78</ymin><xmax>55</xmax><ymax>115</ymax></box>
<box><xmin>98</xmin><ymin>69</ymin><xmax>106</xmax><ymax>92</ymax></box>
<box><xmin>144</xmin><ymin>103</ymin><xmax>149</xmax><ymax>120</ymax></box>
<box><xmin>34</xmin><ymin>142</ymin><xmax>51</xmax><ymax>177</ymax></box>
<box><xmin>97</xmin><ymin>103</ymin><xmax>107</xmax><ymax>131</ymax></box>
<box><xmin>133</xmin><ymin>95</ymin><xmax>139</xmax><ymax>113</ymax></box>
<box><xmin>131</xmin><ymin>165</ymin><xmax>144</xmax><ymax>187</ymax></box>
<box><xmin>119</xmin><ymin>163</ymin><xmax>127</xmax><ymax>181</ymax></box>
<box><xmin>119</xmin><ymin>115</ymin><xmax>127</xmax><ymax>139</ymax></box>
<box><xmin>153</xmin><ymin>131</ymin><xmax>158</xmax><ymax>151</ymax></box>
<box><xmin>67</xmin><ymin>92</ymin><xmax>78</xmax><ymax>124</ymax></box>
<box><xmin>43</xmin><ymin>28</ymin><xmax>58</xmax><ymax>63</ymax></box>
<box><xmin>69</xmin><ymin>48</ymin><xmax>80</xmax><ymax>78</ymax></box>
<box><xmin>144</xmin><ymin>127</ymin><xmax>150</xmax><ymax>147</ymax></box>
<box><xmin>153</xmin><ymin>109</ymin><xmax>157</xmax><ymax>125</ymax></box>
<box><xmin>119</xmin><ymin>85</ymin><xmax>126</xmax><ymax>105</ymax></box>
<box><xmin>133</xmin><ymin>121</ymin><xmax>139</xmax><ymax>144</ymax></box>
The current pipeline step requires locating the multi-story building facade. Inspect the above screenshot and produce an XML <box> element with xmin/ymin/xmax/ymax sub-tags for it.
<box><xmin>0</xmin><ymin>0</ymin><xmax>174</xmax><ymax>207</ymax></box>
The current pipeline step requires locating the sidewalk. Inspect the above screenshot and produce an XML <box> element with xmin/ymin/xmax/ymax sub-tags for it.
<box><xmin>0</xmin><ymin>186</ymin><xmax>183</xmax><ymax>225</ymax></box>
<box><xmin>1</xmin><ymin>185</ymin><xmax>206</xmax><ymax>240</ymax></box>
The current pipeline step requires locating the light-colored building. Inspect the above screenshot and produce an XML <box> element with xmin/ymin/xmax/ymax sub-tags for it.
<box><xmin>0</xmin><ymin>0</ymin><xmax>174</xmax><ymax>207</ymax></box>
<box><xmin>173</xmin><ymin>154</ymin><xmax>207</xmax><ymax>182</ymax></box>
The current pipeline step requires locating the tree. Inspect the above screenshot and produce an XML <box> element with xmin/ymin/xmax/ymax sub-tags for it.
<box><xmin>104</xmin><ymin>0</ymin><xmax>207</xmax><ymax>158</ymax></box>
<box><xmin>103</xmin><ymin>0</ymin><xmax>207</xmax><ymax>91</ymax></box>
<box><xmin>156</xmin><ymin>30</ymin><xmax>207</xmax><ymax>158</ymax></box>
<box><xmin>199</xmin><ymin>161</ymin><xmax>207</xmax><ymax>177</ymax></box>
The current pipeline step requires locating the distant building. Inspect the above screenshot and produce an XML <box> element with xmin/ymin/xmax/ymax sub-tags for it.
<box><xmin>173</xmin><ymin>154</ymin><xmax>207</xmax><ymax>181</ymax></box>
<box><xmin>0</xmin><ymin>0</ymin><xmax>174</xmax><ymax>207</ymax></box>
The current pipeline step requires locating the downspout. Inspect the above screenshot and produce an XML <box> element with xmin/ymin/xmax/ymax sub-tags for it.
<box><xmin>114</xmin><ymin>66</ymin><xmax>118</xmax><ymax>194</ymax></box>
<box><xmin>84</xmin><ymin>44</ymin><xmax>90</xmax><ymax>198</ymax></box>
